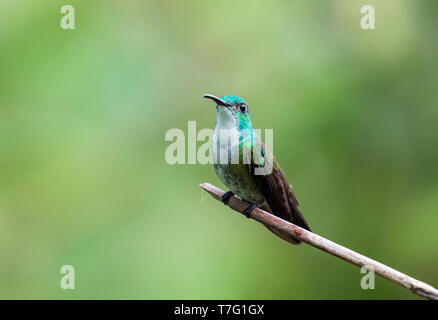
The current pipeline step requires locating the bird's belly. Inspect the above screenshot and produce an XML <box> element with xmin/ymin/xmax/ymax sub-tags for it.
<box><xmin>214</xmin><ymin>163</ymin><xmax>265</xmax><ymax>203</ymax></box>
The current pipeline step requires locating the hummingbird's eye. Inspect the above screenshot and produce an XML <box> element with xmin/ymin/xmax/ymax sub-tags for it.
<box><xmin>239</xmin><ymin>104</ymin><xmax>247</xmax><ymax>113</ymax></box>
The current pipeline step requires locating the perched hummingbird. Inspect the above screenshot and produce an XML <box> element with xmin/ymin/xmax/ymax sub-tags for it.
<box><xmin>204</xmin><ymin>94</ymin><xmax>311</xmax><ymax>245</ymax></box>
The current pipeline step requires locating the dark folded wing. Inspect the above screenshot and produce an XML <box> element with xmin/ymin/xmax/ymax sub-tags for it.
<box><xmin>250</xmin><ymin>140</ymin><xmax>311</xmax><ymax>233</ymax></box>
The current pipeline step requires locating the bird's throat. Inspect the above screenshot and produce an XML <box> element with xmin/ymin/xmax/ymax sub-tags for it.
<box><xmin>215</xmin><ymin>106</ymin><xmax>237</xmax><ymax>130</ymax></box>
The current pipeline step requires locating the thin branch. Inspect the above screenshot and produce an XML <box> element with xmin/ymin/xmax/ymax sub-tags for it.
<box><xmin>200</xmin><ymin>182</ymin><xmax>438</xmax><ymax>300</ymax></box>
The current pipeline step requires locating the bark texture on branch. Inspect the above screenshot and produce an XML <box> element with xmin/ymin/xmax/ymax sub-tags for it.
<box><xmin>200</xmin><ymin>182</ymin><xmax>438</xmax><ymax>300</ymax></box>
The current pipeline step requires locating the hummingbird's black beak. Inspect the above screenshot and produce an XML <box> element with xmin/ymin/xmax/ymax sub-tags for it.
<box><xmin>203</xmin><ymin>94</ymin><xmax>231</xmax><ymax>107</ymax></box>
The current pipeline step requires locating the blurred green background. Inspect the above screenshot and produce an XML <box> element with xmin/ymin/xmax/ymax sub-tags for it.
<box><xmin>0</xmin><ymin>0</ymin><xmax>437</xmax><ymax>299</ymax></box>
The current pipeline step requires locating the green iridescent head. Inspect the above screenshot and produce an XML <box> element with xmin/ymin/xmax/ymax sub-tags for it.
<box><xmin>203</xmin><ymin>94</ymin><xmax>252</xmax><ymax>132</ymax></box>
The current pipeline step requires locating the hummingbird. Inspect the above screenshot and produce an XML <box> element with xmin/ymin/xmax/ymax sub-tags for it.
<box><xmin>204</xmin><ymin>94</ymin><xmax>311</xmax><ymax>245</ymax></box>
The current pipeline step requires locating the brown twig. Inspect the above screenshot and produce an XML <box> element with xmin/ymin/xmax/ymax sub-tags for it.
<box><xmin>200</xmin><ymin>182</ymin><xmax>438</xmax><ymax>300</ymax></box>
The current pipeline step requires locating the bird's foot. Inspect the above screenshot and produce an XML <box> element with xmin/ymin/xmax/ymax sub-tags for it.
<box><xmin>242</xmin><ymin>202</ymin><xmax>259</xmax><ymax>219</ymax></box>
<box><xmin>221</xmin><ymin>191</ymin><xmax>234</xmax><ymax>205</ymax></box>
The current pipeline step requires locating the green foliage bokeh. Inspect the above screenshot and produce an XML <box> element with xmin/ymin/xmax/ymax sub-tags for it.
<box><xmin>0</xmin><ymin>0</ymin><xmax>437</xmax><ymax>299</ymax></box>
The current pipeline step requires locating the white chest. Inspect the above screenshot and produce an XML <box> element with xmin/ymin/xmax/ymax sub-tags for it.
<box><xmin>211</xmin><ymin>107</ymin><xmax>240</xmax><ymax>164</ymax></box>
<box><xmin>211</xmin><ymin>127</ymin><xmax>240</xmax><ymax>163</ymax></box>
